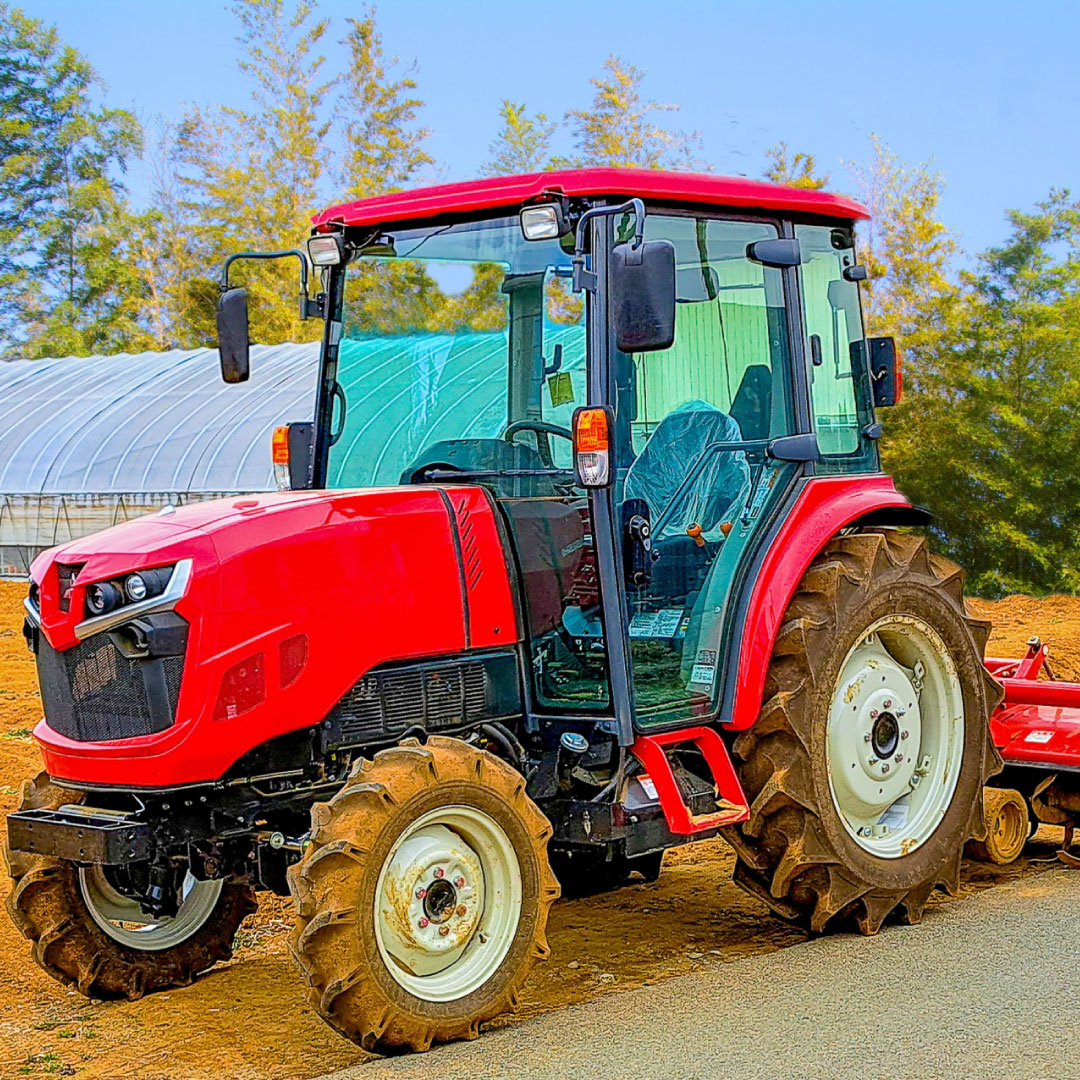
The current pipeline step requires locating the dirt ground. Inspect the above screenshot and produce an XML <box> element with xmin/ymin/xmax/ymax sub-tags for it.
<box><xmin>0</xmin><ymin>581</ymin><xmax>1075</xmax><ymax>1079</ymax></box>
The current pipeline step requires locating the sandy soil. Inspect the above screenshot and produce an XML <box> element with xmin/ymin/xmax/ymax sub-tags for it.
<box><xmin>0</xmin><ymin>582</ymin><xmax>1074</xmax><ymax>1079</ymax></box>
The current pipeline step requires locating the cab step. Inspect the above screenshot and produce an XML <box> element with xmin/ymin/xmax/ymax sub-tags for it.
<box><xmin>630</xmin><ymin>726</ymin><xmax>749</xmax><ymax>835</ymax></box>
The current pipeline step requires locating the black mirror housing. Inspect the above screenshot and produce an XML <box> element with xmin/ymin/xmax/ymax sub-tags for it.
<box><xmin>286</xmin><ymin>422</ymin><xmax>314</xmax><ymax>488</ymax></box>
<box><xmin>868</xmin><ymin>336</ymin><xmax>901</xmax><ymax>407</ymax></box>
<box><xmin>217</xmin><ymin>287</ymin><xmax>251</xmax><ymax>384</ymax></box>
<box><xmin>747</xmin><ymin>238</ymin><xmax>801</xmax><ymax>268</ymax></box>
<box><xmin>611</xmin><ymin>239</ymin><xmax>676</xmax><ymax>353</ymax></box>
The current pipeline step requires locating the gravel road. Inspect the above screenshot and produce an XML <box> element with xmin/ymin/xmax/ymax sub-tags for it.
<box><xmin>317</xmin><ymin>867</ymin><xmax>1080</xmax><ymax>1080</ymax></box>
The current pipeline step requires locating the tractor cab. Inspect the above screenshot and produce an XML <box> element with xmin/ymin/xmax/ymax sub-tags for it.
<box><xmin>226</xmin><ymin>170</ymin><xmax>890</xmax><ymax>742</ymax></box>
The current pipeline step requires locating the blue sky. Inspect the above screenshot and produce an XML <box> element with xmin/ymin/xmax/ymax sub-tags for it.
<box><xmin>20</xmin><ymin>0</ymin><xmax>1080</xmax><ymax>257</ymax></box>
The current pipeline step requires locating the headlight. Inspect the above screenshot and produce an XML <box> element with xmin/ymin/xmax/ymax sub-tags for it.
<box><xmin>86</xmin><ymin>582</ymin><xmax>122</xmax><ymax>616</ymax></box>
<box><xmin>125</xmin><ymin>573</ymin><xmax>148</xmax><ymax>602</ymax></box>
<box><xmin>124</xmin><ymin>567</ymin><xmax>173</xmax><ymax>603</ymax></box>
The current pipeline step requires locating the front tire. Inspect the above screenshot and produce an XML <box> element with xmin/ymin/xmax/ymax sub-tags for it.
<box><xmin>725</xmin><ymin>530</ymin><xmax>1002</xmax><ymax>933</ymax></box>
<box><xmin>4</xmin><ymin>772</ymin><xmax>256</xmax><ymax>998</ymax></box>
<box><xmin>287</xmin><ymin>737</ymin><xmax>559</xmax><ymax>1053</ymax></box>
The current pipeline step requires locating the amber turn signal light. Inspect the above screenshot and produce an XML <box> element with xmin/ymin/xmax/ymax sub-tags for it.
<box><xmin>572</xmin><ymin>406</ymin><xmax>613</xmax><ymax>487</ymax></box>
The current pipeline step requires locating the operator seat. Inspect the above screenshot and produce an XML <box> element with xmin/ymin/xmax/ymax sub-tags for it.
<box><xmin>624</xmin><ymin>400</ymin><xmax>750</xmax><ymax>543</ymax></box>
<box><xmin>729</xmin><ymin>365</ymin><xmax>773</xmax><ymax>442</ymax></box>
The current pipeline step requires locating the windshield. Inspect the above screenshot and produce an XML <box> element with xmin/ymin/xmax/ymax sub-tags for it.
<box><xmin>324</xmin><ymin>214</ymin><xmax>586</xmax><ymax>489</ymax></box>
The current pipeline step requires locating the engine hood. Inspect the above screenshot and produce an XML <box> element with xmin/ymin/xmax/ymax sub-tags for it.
<box><xmin>28</xmin><ymin>485</ymin><xmax>519</xmax><ymax>787</ymax></box>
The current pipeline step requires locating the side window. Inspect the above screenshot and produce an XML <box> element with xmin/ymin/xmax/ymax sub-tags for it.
<box><xmin>628</xmin><ymin>216</ymin><xmax>791</xmax><ymax>458</ymax></box>
<box><xmin>796</xmin><ymin>224</ymin><xmax>865</xmax><ymax>455</ymax></box>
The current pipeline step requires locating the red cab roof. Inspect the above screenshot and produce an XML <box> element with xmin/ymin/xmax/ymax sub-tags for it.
<box><xmin>313</xmin><ymin>167</ymin><xmax>870</xmax><ymax>231</ymax></box>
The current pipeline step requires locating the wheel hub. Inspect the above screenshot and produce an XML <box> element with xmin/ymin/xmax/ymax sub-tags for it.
<box><xmin>378</xmin><ymin>823</ymin><xmax>484</xmax><ymax>978</ymax></box>
<box><xmin>827</xmin><ymin>619</ymin><xmax>965</xmax><ymax>859</ymax></box>
<box><xmin>871</xmin><ymin>711</ymin><xmax>900</xmax><ymax>759</ymax></box>
<box><xmin>830</xmin><ymin>638</ymin><xmax>921</xmax><ymax>818</ymax></box>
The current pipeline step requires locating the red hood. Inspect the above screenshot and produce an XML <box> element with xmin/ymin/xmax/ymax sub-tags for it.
<box><xmin>29</xmin><ymin>485</ymin><xmax>519</xmax><ymax>786</ymax></box>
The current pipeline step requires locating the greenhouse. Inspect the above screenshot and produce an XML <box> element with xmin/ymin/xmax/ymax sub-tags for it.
<box><xmin>0</xmin><ymin>328</ymin><xmax>589</xmax><ymax>576</ymax></box>
<box><xmin>0</xmin><ymin>343</ymin><xmax>320</xmax><ymax>576</ymax></box>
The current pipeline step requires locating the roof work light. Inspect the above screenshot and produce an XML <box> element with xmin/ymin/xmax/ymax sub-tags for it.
<box><xmin>520</xmin><ymin>203</ymin><xmax>566</xmax><ymax>242</ymax></box>
<box><xmin>307</xmin><ymin>234</ymin><xmax>344</xmax><ymax>266</ymax></box>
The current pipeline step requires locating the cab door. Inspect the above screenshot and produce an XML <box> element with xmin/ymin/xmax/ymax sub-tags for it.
<box><xmin>610</xmin><ymin>212</ymin><xmax>800</xmax><ymax>728</ymax></box>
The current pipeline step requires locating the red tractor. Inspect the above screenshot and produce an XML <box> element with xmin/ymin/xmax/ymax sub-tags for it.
<box><xmin>6</xmin><ymin>169</ymin><xmax>1012</xmax><ymax>1052</ymax></box>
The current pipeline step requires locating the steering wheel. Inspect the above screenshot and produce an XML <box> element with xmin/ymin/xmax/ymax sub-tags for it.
<box><xmin>503</xmin><ymin>420</ymin><xmax>573</xmax><ymax>468</ymax></box>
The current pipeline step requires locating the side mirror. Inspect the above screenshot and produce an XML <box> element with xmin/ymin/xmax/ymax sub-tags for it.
<box><xmin>271</xmin><ymin>422</ymin><xmax>314</xmax><ymax>489</ymax></box>
<box><xmin>747</xmin><ymin>238</ymin><xmax>801</xmax><ymax>268</ymax></box>
<box><xmin>217</xmin><ymin>288</ymin><xmax>250</xmax><ymax>384</ymax></box>
<box><xmin>867</xmin><ymin>336</ymin><xmax>901</xmax><ymax>407</ymax></box>
<box><xmin>611</xmin><ymin>239</ymin><xmax>676</xmax><ymax>353</ymax></box>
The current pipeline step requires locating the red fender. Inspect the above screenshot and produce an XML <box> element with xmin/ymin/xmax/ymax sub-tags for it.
<box><xmin>727</xmin><ymin>474</ymin><xmax>916</xmax><ymax>731</ymax></box>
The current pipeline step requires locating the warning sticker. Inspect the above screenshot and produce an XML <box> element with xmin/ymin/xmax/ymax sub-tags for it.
<box><xmin>638</xmin><ymin>775</ymin><xmax>658</xmax><ymax>800</ymax></box>
<box><xmin>1024</xmin><ymin>730</ymin><xmax>1055</xmax><ymax>744</ymax></box>
<box><xmin>629</xmin><ymin>608</ymin><xmax>685</xmax><ymax>639</ymax></box>
<box><xmin>548</xmin><ymin>371</ymin><xmax>574</xmax><ymax>408</ymax></box>
<box><xmin>691</xmin><ymin>663</ymin><xmax>715</xmax><ymax>685</ymax></box>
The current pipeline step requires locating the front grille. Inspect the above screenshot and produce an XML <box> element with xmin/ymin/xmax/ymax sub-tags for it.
<box><xmin>334</xmin><ymin>653</ymin><xmax>517</xmax><ymax>746</ymax></box>
<box><xmin>36</xmin><ymin>630</ymin><xmax>185</xmax><ymax>742</ymax></box>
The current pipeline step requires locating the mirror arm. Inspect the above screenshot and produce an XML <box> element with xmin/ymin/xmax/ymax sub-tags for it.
<box><xmin>221</xmin><ymin>249</ymin><xmax>320</xmax><ymax>320</ymax></box>
<box><xmin>571</xmin><ymin>197</ymin><xmax>647</xmax><ymax>293</ymax></box>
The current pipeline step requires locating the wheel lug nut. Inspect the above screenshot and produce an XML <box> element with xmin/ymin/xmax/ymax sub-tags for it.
<box><xmin>418</xmin><ymin>916</ymin><xmax>430</xmax><ymax>928</ymax></box>
<box><xmin>868</xmin><ymin>756</ymin><xmax>878</xmax><ymax>765</ymax></box>
<box><xmin>881</xmin><ymin>763</ymin><xmax>890</xmax><ymax>774</ymax></box>
<box><xmin>454</xmin><ymin>877</ymin><xmax>465</xmax><ymax>888</ymax></box>
<box><xmin>883</xmin><ymin>699</ymin><xmax>893</xmax><ymax>709</ymax></box>
<box><xmin>415</xmin><ymin>887</ymin><xmax>427</xmax><ymax>899</ymax></box>
<box><xmin>863</xmin><ymin>733</ymin><xmax>872</xmax><ymax>743</ymax></box>
<box><xmin>869</xmin><ymin>709</ymin><xmax>879</xmax><ymax>719</ymax></box>
<box><xmin>895</xmin><ymin>753</ymin><xmax>904</xmax><ymax>763</ymax></box>
<box><xmin>433</xmin><ymin>867</ymin><xmax>444</xmax><ymax>879</ymax></box>
<box><xmin>901</xmin><ymin>730</ymin><xmax>909</xmax><ymax>740</ymax></box>
<box><xmin>439</xmin><ymin>925</ymin><xmax>450</xmax><ymax>937</ymax></box>
<box><xmin>456</xmin><ymin>904</ymin><xmax>467</xmax><ymax>916</ymax></box>
<box><xmin>897</xmin><ymin>708</ymin><xmax>907</xmax><ymax>718</ymax></box>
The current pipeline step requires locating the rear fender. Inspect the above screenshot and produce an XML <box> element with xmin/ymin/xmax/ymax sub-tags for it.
<box><xmin>726</xmin><ymin>475</ymin><xmax>917</xmax><ymax>732</ymax></box>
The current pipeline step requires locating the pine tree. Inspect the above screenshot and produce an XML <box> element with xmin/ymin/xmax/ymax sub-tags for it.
<box><xmin>174</xmin><ymin>0</ymin><xmax>333</xmax><ymax>346</ymax></box>
<box><xmin>562</xmin><ymin>56</ymin><xmax>703</xmax><ymax>170</ymax></box>
<box><xmin>884</xmin><ymin>192</ymin><xmax>1080</xmax><ymax>594</ymax></box>
<box><xmin>483</xmin><ymin>100</ymin><xmax>556</xmax><ymax>176</ymax></box>
<box><xmin>762</xmin><ymin>141</ymin><xmax>829</xmax><ymax>190</ymax></box>
<box><xmin>336</xmin><ymin>7</ymin><xmax>431</xmax><ymax>202</ymax></box>
<box><xmin>847</xmin><ymin>136</ymin><xmax>956</xmax><ymax>341</ymax></box>
<box><xmin>0</xmin><ymin>3</ymin><xmax>146</xmax><ymax>356</ymax></box>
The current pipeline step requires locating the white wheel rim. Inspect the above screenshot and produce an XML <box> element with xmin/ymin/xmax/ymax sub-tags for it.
<box><xmin>78</xmin><ymin>866</ymin><xmax>223</xmax><ymax>951</ymax></box>
<box><xmin>374</xmin><ymin>805</ymin><xmax>522</xmax><ymax>1003</ymax></box>
<box><xmin>826</xmin><ymin>614</ymin><xmax>965</xmax><ymax>859</ymax></box>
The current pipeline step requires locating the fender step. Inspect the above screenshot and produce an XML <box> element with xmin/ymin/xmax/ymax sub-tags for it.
<box><xmin>630</xmin><ymin>726</ymin><xmax>749</xmax><ymax>835</ymax></box>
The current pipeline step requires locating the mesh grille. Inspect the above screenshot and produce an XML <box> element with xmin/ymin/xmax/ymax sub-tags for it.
<box><xmin>37</xmin><ymin>631</ymin><xmax>185</xmax><ymax>742</ymax></box>
<box><xmin>336</xmin><ymin>661</ymin><xmax>489</xmax><ymax>744</ymax></box>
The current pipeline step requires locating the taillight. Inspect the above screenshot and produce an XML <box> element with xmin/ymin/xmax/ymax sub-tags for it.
<box><xmin>572</xmin><ymin>406</ymin><xmax>613</xmax><ymax>487</ymax></box>
<box><xmin>271</xmin><ymin>426</ymin><xmax>290</xmax><ymax>490</ymax></box>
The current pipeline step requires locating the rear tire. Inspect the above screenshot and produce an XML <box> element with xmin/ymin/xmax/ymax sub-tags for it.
<box><xmin>724</xmin><ymin>531</ymin><xmax>1002</xmax><ymax>933</ymax></box>
<box><xmin>966</xmin><ymin>787</ymin><xmax>1028</xmax><ymax>865</ymax></box>
<box><xmin>4</xmin><ymin>772</ymin><xmax>256</xmax><ymax>999</ymax></box>
<box><xmin>287</xmin><ymin>737</ymin><xmax>559</xmax><ymax>1053</ymax></box>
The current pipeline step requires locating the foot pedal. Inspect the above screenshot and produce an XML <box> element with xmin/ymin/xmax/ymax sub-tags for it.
<box><xmin>631</xmin><ymin>726</ymin><xmax>749</xmax><ymax>835</ymax></box>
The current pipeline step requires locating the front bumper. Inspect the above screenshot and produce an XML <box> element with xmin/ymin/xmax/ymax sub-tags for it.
<box><xmin>7</xmin><ymin>806</ymin><xmax>151</xmax><ymax>864</ymax></box>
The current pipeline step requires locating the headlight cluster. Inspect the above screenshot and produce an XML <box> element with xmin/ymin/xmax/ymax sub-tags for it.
<box><xmin>84</xmin><ymin>566</ymin><xmax>174</xmax><ymax>618</ymax></box>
